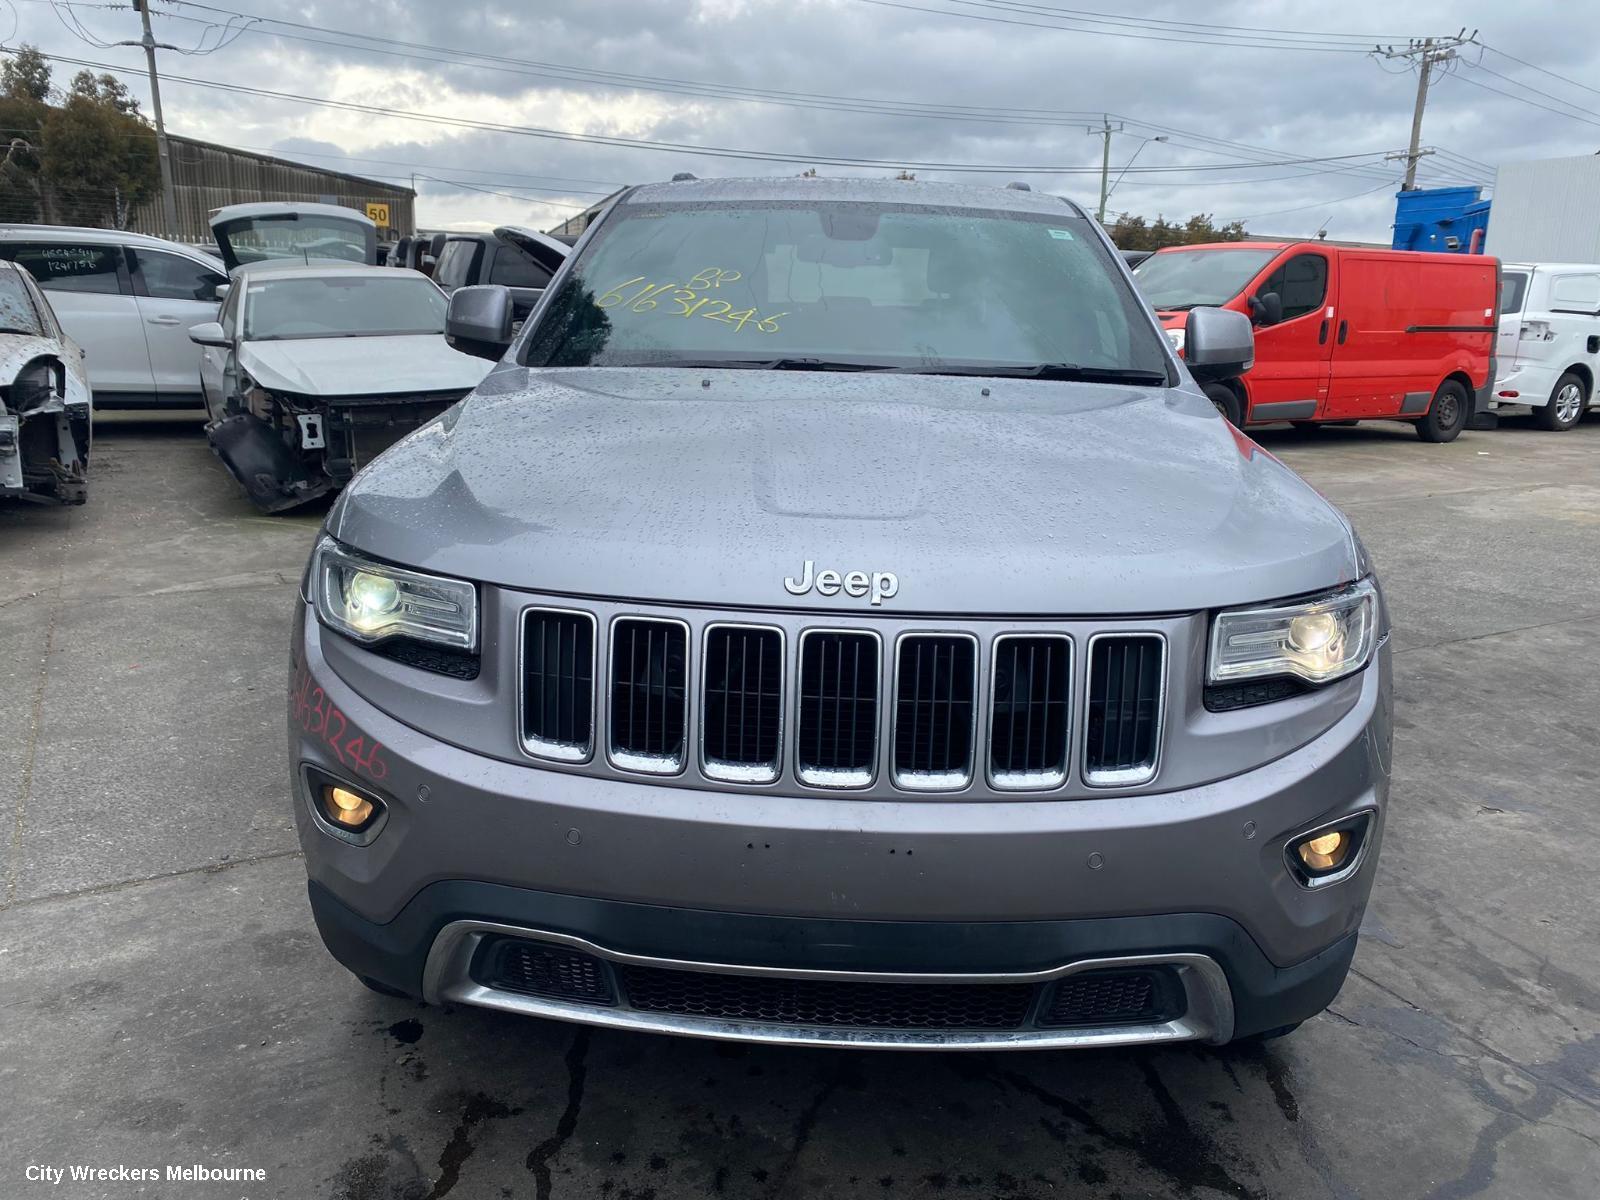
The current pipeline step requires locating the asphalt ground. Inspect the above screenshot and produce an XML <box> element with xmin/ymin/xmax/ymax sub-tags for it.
<box><xmin>2</xmin><ymin>410</ymin><xmax>1597</xmax><ymax>1200</ymax></box>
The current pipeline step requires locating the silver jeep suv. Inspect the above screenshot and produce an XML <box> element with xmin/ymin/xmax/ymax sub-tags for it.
<box><xmin>290</xmin><ymin>177</ymin><xmax>1391</xmax><ymax>1050</ymax></box>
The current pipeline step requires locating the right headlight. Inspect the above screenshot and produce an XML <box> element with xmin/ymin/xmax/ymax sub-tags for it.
<box><xmin>311</xmin><ymin>536</ymin><xmax>478</xmax><ymax>651</ymax></box>
<box><xmin>1208</xmin><ymin>578</ymin><xmax>1377</xmax><ymax>686</ymax></box>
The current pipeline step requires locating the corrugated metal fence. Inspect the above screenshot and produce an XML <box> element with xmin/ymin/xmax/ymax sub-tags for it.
<box><xmin>125</xmin><ymin>135</ymin><xmax>415</xmax><ymax>242</ymax></box>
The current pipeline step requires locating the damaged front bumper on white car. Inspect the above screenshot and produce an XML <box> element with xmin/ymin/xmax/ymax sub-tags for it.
<box><xmin>0</xmin><ymin>335</ymin><xmax>91</xmax><ymax>506</ymax></box>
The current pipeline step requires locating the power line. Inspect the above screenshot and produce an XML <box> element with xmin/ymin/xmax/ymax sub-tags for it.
<box><xmin>1224</xmin><ymin>177</ymin><xmax>1400</xmax><ymax>224</ymax></box>
<box><xmin>0</xmin><ymin>45</ymin><xmax>1423</xmax><ymax>178</ymax></box>
<box><xmin>1476</xmin><ymin>41</ymin><xmax>1600</xmax><ymax>105</ymax></box>
<box><xmin>850</xmin><ymin>0</ymin><xmax>1427</xmax><ymax>52</ymax></box>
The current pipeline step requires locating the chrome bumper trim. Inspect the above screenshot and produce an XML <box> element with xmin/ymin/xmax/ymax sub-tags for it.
<box><xmin>421</xmin><ymin>920</ymin><xmax>1236</xmax><ymax>1050</ymax></box>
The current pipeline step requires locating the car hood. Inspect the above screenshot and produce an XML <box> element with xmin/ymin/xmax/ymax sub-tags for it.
<box><xmin>329</xmin><ymin>367</ymin><xmax>1360</xmax><ymax>615</ymax></box>
<box><xmin>238</xmin><ymin>334</ymin><xmax>490</xmax><ymax>397</ymax></box>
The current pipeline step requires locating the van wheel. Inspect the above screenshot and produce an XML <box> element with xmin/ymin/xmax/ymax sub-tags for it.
<box><xmin>1537</xmin><ymin>372</ymin><xmax>1587</xmax><ymax>431</ymax></box>
<box><xmin>1204</xmin><ymin>383</ymin><xmax>1244</xmax><ymax>427</ymax></box>
<box><xmin>1416</xmin><ymin>380</ymin><xmax>1469</xmax><ymax>443</ymax></box>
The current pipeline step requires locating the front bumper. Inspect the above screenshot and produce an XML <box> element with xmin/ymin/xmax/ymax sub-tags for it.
<box><xmin>292</xmin><ymin>606</ymin><xmax>1390</xmax><ymax>1047</ymax></box>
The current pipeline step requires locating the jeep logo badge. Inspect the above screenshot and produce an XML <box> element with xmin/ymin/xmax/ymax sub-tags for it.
<box><xmin>784</xmin><ymin>560</ymin><xmax>899</xmax><ymax>606</ymax></box>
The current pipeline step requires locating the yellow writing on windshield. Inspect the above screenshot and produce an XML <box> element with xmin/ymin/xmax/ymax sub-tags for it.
<box><xmin>597</xmin><ymin>269</ymin><xmax>788</xmax><ymax>334</ymax></box>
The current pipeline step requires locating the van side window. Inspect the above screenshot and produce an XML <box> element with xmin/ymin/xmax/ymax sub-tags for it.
<box><xmin>1549</xmin><ymin>273</ymin><xmax>1600</xmax><ymax>314</ymax></box>
<box><xmin>434</xmin><ymin>239</ymin><xmax>480</xmax><ymax>290</ymax></box>
<box><xmin>0</xmin><ymin>242</ymin><xmax>126</xmax><ymax>295</ymax></box>
<box><xmin>1255</xmin><ymin>253</ymin><xmax>1327</xmax><ymax>321</ymax></box>
<box><xmin>1498</xmin><ymin>272</ymin><xmax>1528</xmax><ymax>315</ymax></box>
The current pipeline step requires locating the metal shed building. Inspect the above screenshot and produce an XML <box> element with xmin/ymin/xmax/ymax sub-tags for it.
<box><xmin>1485</xmin><ymin>154</ymin><xmax>1600</xmax><ymax>262</ymax></box>
<box><xmin>125</xmin><ymin>134</ymin><xmax>416</xmax><ymax>243</ymax></box>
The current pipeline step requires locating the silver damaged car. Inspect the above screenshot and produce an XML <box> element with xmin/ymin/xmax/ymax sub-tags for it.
<box><xmin>290</xmin><ymin>177</ymin><xmax>1392</xmax><ymax>1050</ymax></box>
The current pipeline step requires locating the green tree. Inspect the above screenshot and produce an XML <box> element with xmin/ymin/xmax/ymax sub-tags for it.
<box><xmin>41</xmin><ymin>70</ymin><xmax>160</xmax><ymax>227</ymax></box>
<box><xmin>0</xmin><ymin>49</ymin><xmax>162</xmax><ymax>228</ymax></box>
<box><xmin>1108</xmin><ymin>211</ymin><xmax>1247</xmax><ymax>251</ymax></box>
<box><xmin>0</xmin><ymin>47</ymin><xmax>52</xmax><ymax>223</ymax></box>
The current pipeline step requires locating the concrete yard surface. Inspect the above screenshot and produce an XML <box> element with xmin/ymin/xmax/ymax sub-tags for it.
<box><xmin>2</xmin><ymin>412</ymin><xmax>1598</xmax><ymax>1199</ymax></box>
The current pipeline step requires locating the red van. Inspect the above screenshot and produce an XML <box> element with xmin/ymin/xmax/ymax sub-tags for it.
<box><xmin>1134</xmin><ymin>242</ymin><xmax>1498</xmax><ymax>442</ymax></box>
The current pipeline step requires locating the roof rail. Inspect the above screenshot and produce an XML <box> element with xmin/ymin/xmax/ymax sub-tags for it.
<box><xmin>670</xmin><ymin>172</ymin><xmax>698</xmax><ymax>182</ymax></box>
<box><xmin>1006</xmin><ymin>181</ymin><xmax>1032</xmax><ymax>191</ymax></box>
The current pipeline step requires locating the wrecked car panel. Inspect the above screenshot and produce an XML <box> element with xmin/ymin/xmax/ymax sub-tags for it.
<box><xmin>0</xmin><ymin>270</ymin><xmax>90</xmax><ymax>506</ymax></box>
<box><xmin>193</xmin><ymin>264</ymin><xmax>488</xmax><ymax>513</ymax></box>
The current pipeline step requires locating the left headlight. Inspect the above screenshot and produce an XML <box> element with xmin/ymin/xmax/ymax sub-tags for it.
<box><xmin>1208</xmin><ymin>579</ymin><xmax>1377</xmax><ymax>686</ymax></box>
<box><xmin>311</xmin><ymin>536</ymin><xmax>478</xmax><ymax>651</ymax></box>
<box><xmin>1164</xmin><ymin>327</ymin><xmax>1186</xmax><ymax>355</ymax></box>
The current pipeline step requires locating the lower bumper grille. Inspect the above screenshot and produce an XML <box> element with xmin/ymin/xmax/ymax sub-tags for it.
<box><xmin>470</xmin><ymin>937</ymin><xmax>1191</xmax><ymax>1036</ymax></box>
<box><xmin>1041</xmin><ymin>968</ymin><xmax>1182</xmax><ymax>1027</ymax></box>
<box><xmin>618</xmin><ymin>964</ymin><xmax>1034</xmax><ymax>1030</ymax></box>
<box><xmin>480</xmin><ymin>939</ymin><xmax>615</xmax><ymax>1004</ymax></box>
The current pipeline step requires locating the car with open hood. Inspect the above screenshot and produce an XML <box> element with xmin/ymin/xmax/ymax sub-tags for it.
<box><xmin>189</xmin><ymin>261</ymin><xmax>490</xmax><ymax>512</ymax></box>
<box><xmin>290</xmin><ymin>176</ymin><xmax>1391</xmax><ymax>1052</ymax></box>
<box><xmin>0</xmin><ymin>259</ymin><xmax>90</xmax><ymax>505</ymax></box>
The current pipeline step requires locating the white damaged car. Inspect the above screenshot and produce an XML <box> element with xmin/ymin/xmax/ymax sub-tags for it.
<box><xmin>0</xmin><ymin>259</ymin><xmax>90</xmax><ymax>506</ymax></box>
<box><xmin>188</xmin><ymin>261</ymin><xmax>491</xmax><ymax>513</ymax></box>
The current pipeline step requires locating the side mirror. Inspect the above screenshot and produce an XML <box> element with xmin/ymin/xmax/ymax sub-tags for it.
<box><xmin>446</xmin><ymin>285</ymin><xmax>514</xmax><ymax>361</ymax></box>
<box><xmin>188</xmin><ymin>321</ymin><xmax>229</xmax><ymax>348</ymax></box>
<box><xmin>1184</xmin><ymin>307</ymin><xmax>1254</xmax><ymax>383</ymax></box>
<box><xmin>214</xmin><ymin>283</ymin><xmax>231</xmax><ymax>301</ymax></box>
<box><xmin>1248</xmin><ymin>290</ymin><xmax>1283</xmax><ymax>327</ymax></box>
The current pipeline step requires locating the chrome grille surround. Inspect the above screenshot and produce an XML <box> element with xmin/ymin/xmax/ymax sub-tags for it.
<box><xmin>1083</xmin><ymin>632</ymin><xmax>1168</xmax><ymax>789</ymax></box>
<box><xmin>517</xmin><ymin>606</ymin><xmax>598</xmax><ymax>763</ymax></box>
<box><xmin>700</xmin><ymin>622</ymin><xmax>785</xmax><ymax>785</ymax></box>
<box><xmin>497</xmin><ymin>594</ymin><xmax>1191</xmax><ymax>800</ymax></box>
<box><xmin>607</xmin><ymin>615</ymin><xmax>691</xmax><ymax>776</ymax></box>
<box><xmin>891</xmin><ymin>631</ymin><xmax>980</xmax><ymax>791</ymax></box>
<box><xmin>794</xmin><ymin>628</ymin><xmax>882</xmax><ymax>789</ymax></box>
<box><xmin>987</xmin><ymin>632</ymin><xmax>1073</xmax><ymax>791</ymax></box>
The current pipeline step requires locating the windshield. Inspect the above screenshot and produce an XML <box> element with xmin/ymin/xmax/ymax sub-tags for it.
<box><xmin>523</xmin><ymin>201</ymin><xmax>1169</xmax><ymax>380</ymax></box>
<box><xmin>1499</xmin><ymin>271</ymin><xmax>1528</xmax><ymax>315</ymax></box>
<box><xmin>242</xmin><ymin>275</ymin><xmax>446</xmax><ymax>341</ymax></box>
<box><xmin>1133</xmin><ymin>247</ymin><xmax>1279</xmax><ymax>310</ymax></box>
<box><xmin>0</xmin><ymin>272</ymin><xmax>43</xmax><ymax>336</ymax></box>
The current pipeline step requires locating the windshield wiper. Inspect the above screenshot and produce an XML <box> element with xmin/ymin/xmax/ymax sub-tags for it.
<box><xmin>645</xmin><ymin>358</ymin><xmax>902</xmax><ymax>372</ymax></box>
<box><xmin>920</xmin><ymin>363</ymin><xmax>1169</xmax><ymax>384</ymax></box>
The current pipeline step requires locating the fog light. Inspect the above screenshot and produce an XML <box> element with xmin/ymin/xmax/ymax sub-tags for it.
<box><xmin>1296</xmin><ymin>830</ymin><xmax>1349</xmax><ymax>873</ymax></box>
<box><xmin>324</xmin><ymin>784</ymin><xmax>375</xmax><ymax>829</ymax></box>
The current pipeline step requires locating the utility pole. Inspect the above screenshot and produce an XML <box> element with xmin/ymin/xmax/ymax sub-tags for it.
<box><xmin>1087</xmin><ymin>115</ymin><xmax>1123</xmax><ymax>224</ymax></box>
<box><xmin>122</xmin><ymin>0</ymin><xmax>178</xmax><ymax>237</ymax></box>
<box><xmin>1374</xmin><ymin>31</ymin><xmax>1476</xmax><ymax>191</ymax></box>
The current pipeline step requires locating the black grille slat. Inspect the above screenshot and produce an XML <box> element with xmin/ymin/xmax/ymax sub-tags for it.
<box><xmin>703</xmin><ymin>627</ymin><xmax>783</xmax><ymax>778</ymax></box>
<box><xmin>523</xmin><ymin>611</ymin><xmax>594</xmax><ymax>757</ymax></box>
<box><xmin>1040</xmin><ymin>968</ymin><xmax>1183</xmax><ymax>1027</ymax></box>
<box><xmin>894</xmin><ymin>636</ymin><xmax>976</xmax><ymax>786</ymax></box>
<box><xmin>989</xmin><ymin>636</ymin><xmax>1070</xmax><ymax>785</ymax></box>
<box><xmin>1085</xmin><ymin>636</ymin><xmax>1163</xmax><ymax>783</ymax></box>
<box><xmin>610</xmin><ymin>618</ymin><xmax>688</xmax><ymax>769</ymax></box>
<box><xmin>798</xmin><ymin>632</ymin><xmax>880</xmax><ymax>785</ymax></box>
<box><xmin>619</xmin><ymin>965</ymin><xmax>1033</xmax><ymax>1030</ymax></box>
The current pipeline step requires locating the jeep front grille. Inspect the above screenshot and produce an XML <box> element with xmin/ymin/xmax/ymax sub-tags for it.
<box><xmin>1084</xmin><ymin>634</ymin><xmax>1165</xmax><ymax>786</ymax></box>
<box><xmin>609</xmin><ymin>618</ymin><xmax>689</xmax><ymax>773</ymax></box>
<box><xmin>892</xmin><ymin>635</ymin><xmax>978</xmax><ymax>790</ymax></box>
<box><xmin>515</xmin><ymin>609</ymin><xmax>1170</xmax><ymax>794</ymax></box>
<box><xmin>701</xmin><ymin>625</ymin><xmax>783</xmax><ymax>783</ymax></box>
<box><xmin>521</xmin><ymin>609</ymin><xmax>595</xmax><ymax>761</ymax></box>
<box><xmin>989</xmin><ymin>634</ymin><xmax>1071</xmax><ymax>789</ymax></box>
<box><xmin>796</xmin><ymin>631</ymin><xmax>880</xmax><ymax>787</ymax></box>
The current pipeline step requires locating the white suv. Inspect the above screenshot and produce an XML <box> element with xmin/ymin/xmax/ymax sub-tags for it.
<box><xmin>1494</xmin><ymin>262</ymin><xmax>1600</xmax><ymax>431</ymax></box>
<box><xmin>0</xmin><ymin>225</ymin><xmax>227</xmax><ymax>408</ymax></box>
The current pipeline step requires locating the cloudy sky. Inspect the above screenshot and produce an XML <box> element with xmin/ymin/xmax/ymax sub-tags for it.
<box><xmin>6</xmin><ymin>0</ymin><xmax>1598</xmax><ymax>239</ymax></box>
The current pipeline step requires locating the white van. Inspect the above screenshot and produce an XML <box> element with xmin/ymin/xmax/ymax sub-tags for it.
<box><xmin>0</xmin><ymin>225</ymin><xmax>227</xmax><ymax>408</ymax></box>
<box><xmin>1493</xmin><ymin>263</ymin><xmax>1600</xmax><ymax>431</ymax></box>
